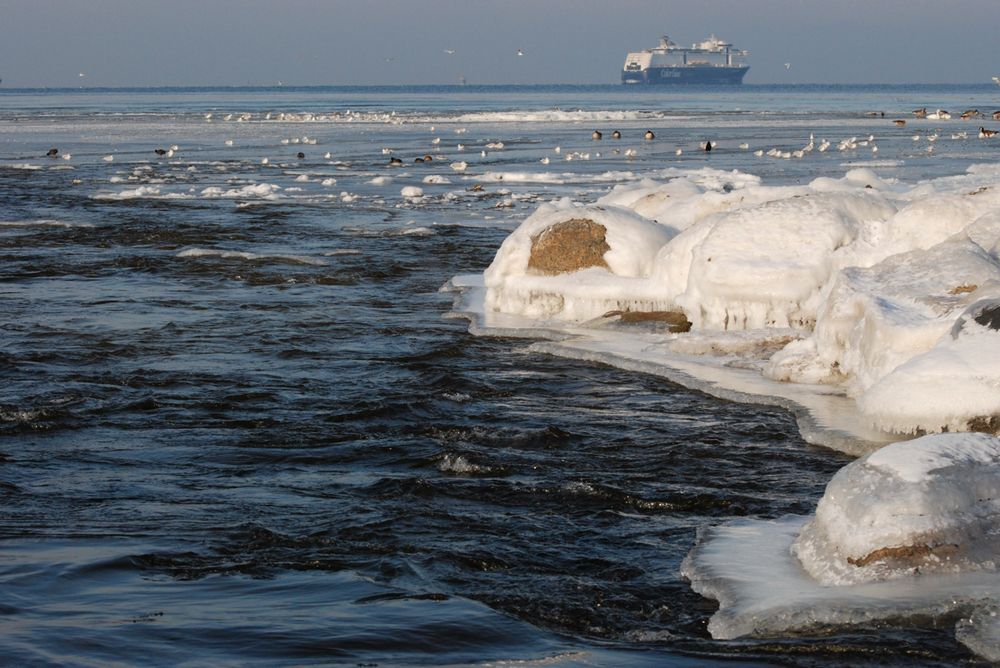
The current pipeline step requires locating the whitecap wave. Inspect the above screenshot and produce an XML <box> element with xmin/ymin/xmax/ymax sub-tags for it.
<box><xmin>176</xmin><ymin>248</ymin><xmax>328</xmax><ymax>266</ymax></box>
<box><xmin>93</xmin><ymin>186</ymin><xmax>193</xmax><ymax>201</ymax></box>
<box><xmin>215</xmin><ymin>109</ymin><xmax>672</xmax><ymax>125</ymax></box>
<box><xmin>0</xmin><ymin>219</ymin><xmax>94</xmax><ymax>229</ymax></box>
<box><xmin>200</xmin><ymin>183</ymin><xmax>282</xmax><ymax>199</ymax></box>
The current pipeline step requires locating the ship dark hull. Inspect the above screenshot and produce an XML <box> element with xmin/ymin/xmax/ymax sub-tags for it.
<box><xmin>623</xmin><ymin>65</ymin><xmax>749</xmax><ymax>85</ymax></box>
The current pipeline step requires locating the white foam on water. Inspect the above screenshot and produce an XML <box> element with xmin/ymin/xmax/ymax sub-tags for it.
<box><xmin>235</xmin><ymin>108</ymin><xmax>671</xmax><ymax>125</ymax></box>
<box><xmin>394</xmin><ymin>226</ymin><xmax>435</xmax><ymax>236</ymax></box>
<box><xmin>93</xmin><ymin>186</ymin><xmax>193</xmax><ymax>201</ymax></box>
<box><xmin>0</xmin><ymin>219</ymin><xmax>94</xmax><ymax>229</ymax></box>
<box><xmin>199</xmin><ymin>183</ymin><xmax>282</xmax><ymax>200</ymax></box>
<box><xmin>322</xmin><ymin>249</ymin><xmax>363</xmax><ymax>256</ymax></box>
<box><xmin>438</xmin><ymin>453</ymin><xmax>492</xmax><ymax>474</ymax></box>
<box><xmin>176</xmin><ymin>247</ymin><xmax>328</xmax><ymax>266</ymax></box>
<box><xmin>449</xmin><ymin>110</ymin><xmax>671</xmax><ymax>123</ymax></box>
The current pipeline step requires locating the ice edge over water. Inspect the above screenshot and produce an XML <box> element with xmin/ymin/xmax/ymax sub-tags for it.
<box><xmin>445</xmin><ymin>274</ymin><xmax>892</xmax><ymax>456</ymax></box>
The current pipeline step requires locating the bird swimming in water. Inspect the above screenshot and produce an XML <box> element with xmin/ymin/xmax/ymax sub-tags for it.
<box><xmin>980</xmin><ymin>127</ymin><xmax>998</xmax><ymax>138</ymax></box>
<box><xmin>644</xmin><ymin>130</ymin><xmax>655</xmax><ymax>140</ymax></box>
<box><xmin>611</xmin><ymin>130</ymin><xmax>621</xmax><ymax>139</ymax></box>
<box><xmin>703</xmin><ymin>140</ymin><xmax>713</xmax><ymax>152</ymax></box>
<box><xmin>154</xmin><ymin>148</ymin><xmax>167</xmax><ymax>156</ymax></box>
<box><xmin>297</xmin><ymin>152</ymin><xmax>305</xmax><ymax>159</ymax></box>
<box><xmin>388</xmin><ymin>156</ymin><xmax>403</xmax><ymax>166</ymax></box>
<box><xmin>592</xmin><ymin>130</ymin><xmax>602</xmax><ymax>140</ymax></box>
<box><xmin>913</xmin><ymin>107</ymin><xmax>927</xmax><ymax>118</ymax></box>
<box><xmin>46</xmin><ymin>148</ymin><xmax>58</xmax><ymax>157</ymax></box>
<box><xmin>893</xmin><ymin>119</ymin><xmax>906</xmax><ymax>126</ymax></box>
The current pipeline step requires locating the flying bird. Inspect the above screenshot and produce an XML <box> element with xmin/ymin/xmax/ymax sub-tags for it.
<box><xmin>444</xmin><ymin>49</ymin><xmax>456</xmax><ymax>55</ymax></box>
<box><xmin>516</xmin><ymin>49</ymin><xmax>525</xmax><ymax>57</ymax></box>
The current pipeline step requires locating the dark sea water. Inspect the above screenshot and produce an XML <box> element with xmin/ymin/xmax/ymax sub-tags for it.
<box><xmin>2</xmin><ymin>84</ymin><xmax>997</xmax><ymax>666</ymax></box>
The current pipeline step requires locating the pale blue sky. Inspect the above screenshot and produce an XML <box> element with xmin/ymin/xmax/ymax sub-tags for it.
<box><xmin>2</xmin><ymin>0</ymin><xmax>998</xmax><ymax>87</ymax></box>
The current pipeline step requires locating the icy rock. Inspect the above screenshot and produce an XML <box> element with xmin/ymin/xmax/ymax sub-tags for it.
<box><xmin>604</xmin><ymin>309</ymin><xmax>691</xmax><ymax>332</ymax></box>
<box><xmin>483</xmin><ymin>200</ymin><xmax>677</xmax><ymax>321</ymax></box>
<box><xmin>792</xmin><ymin>433</ymin><xmax>1000</xmax><ymax>586</ymax></box>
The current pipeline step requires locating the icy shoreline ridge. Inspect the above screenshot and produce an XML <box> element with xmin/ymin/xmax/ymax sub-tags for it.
<box><xmin>483</xmin><ymin>165</ymin><xmax>1000</xmax><ymax>436</ymax></box>
<box><xmin>682</xmin><ymin>433</ymin><xmax>1000</xmax><ymax>659</ymax></box>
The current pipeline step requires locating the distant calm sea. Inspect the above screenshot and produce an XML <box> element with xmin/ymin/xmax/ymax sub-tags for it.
<box><xmin>1</xmin><ymin>84</ymin><xmax>995</xmax><ymax>666</ymax></box>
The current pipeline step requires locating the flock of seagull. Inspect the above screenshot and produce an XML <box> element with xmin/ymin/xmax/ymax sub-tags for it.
<box><xmin>36</xmin><ymin>102</ymin><xmax>999</xmax><ymax>169</ymax></box>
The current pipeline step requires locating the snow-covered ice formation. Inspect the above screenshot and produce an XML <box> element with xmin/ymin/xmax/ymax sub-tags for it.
<box><xmin>475</xmin><ymin>165</ymin><xmax>1000</xmax><ymax>439</ymax></box>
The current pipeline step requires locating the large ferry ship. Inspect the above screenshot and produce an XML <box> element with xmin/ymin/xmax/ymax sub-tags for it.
<box><xmin>622</xmin><ymin>34</ymin><xmax>749</xmax><ymax>85</ymax></box>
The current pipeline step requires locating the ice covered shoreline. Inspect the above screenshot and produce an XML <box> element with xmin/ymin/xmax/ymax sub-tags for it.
<box><xmin>446</xmin><ymin>162</ymin><xmax>1000</xmax><ymax>659</ymax></box>
<box><xmin>456</xmin><ymin>164</ymin><xmax>1000</xmax><ymax>442</ymax></box>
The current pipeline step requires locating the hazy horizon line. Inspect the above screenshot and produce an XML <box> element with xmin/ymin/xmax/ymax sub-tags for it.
<box><xmin>1</xmin><ymin>81</ymin><xmax>996</xmax><ymax>91</ymax></box>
